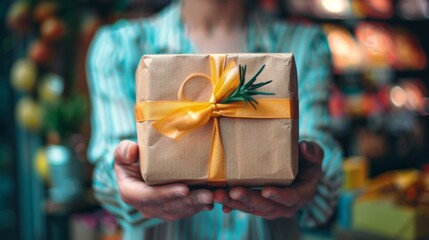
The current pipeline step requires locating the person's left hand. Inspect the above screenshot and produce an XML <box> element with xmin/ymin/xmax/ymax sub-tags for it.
<box><xmin>213</xmin><ymin>141</ymin><xmax>323</xmax><ymax>220</ymax></box>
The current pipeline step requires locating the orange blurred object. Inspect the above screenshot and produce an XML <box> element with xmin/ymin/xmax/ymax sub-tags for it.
<box><xmin>28</xmin><ymin>40</ymin><xmax>53</xmax><ymax>66</ymax></box>
<box><xmin>351</xmin><ymin>0</ymin><xmax>366</xmax><ymax>18</ymax></box>
<box><xmin>392</xmin><ymin>28</ymin><xmax>427</xmax><ymax>70</ymax></box>
<box><xmin>41</xmin><ymin>17</ymin><xmax>66</xmax><ymax>42</ymax></box>
<box><xmin>33</xmin><ymin>1</ymin><xmax>58</xmax><ymax>23</ymax></box>
<box><xmin>329</xmin><ymin>86</ymin><xmax>345</xmax><ymax>118</ymax></box>
<box><xmin>324</xmin><ymin>24</ymin><xmax>363</xmax><ymax>72</ymax></box>
<box><xmin>390</xmin><ymin>79</ymin><xmax>428</xmax><ymax>113</ymax></box>
<box><xmin>363</xmin><ymin>0</ymin><xmax>393</xmax><ymax>18</ymax></box>
<box><xmin>6</xmin><ymin>1</ymin><xmax>32</xmax><ymax>32</ymax></box>
<box><xmin>355</xmin><ymin>23</ymin><xmax>396</xmax><ymax>69</ymax></box>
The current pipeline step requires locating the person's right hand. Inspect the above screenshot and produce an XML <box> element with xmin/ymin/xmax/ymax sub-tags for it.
<box><xmin>114</xmin><ymin>140</ymin><xmax>214</xmax><ymax>221</ymax></box>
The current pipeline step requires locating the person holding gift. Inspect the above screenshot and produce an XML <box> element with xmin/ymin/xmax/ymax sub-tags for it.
<box><xmin>86</xmin><ymin>0</ymin><xmax>343</xmax><ymax>239</ymax></box>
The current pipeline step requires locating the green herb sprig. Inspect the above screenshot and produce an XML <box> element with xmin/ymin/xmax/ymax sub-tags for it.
<box><xmin>221</xmin><ymin>64</ymin><xmax>274</xmax><ymax>109</ymax></box>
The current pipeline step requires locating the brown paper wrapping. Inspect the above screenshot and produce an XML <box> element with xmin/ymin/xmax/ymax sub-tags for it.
<box><xmin>136</xmin><ymin>54</ymin><xmax>298</xmax><ymax>187</ymax></box>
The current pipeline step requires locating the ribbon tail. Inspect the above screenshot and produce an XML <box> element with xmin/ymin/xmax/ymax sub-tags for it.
<box><xmin>208</xmin><ymin>118</ymin><xmax>226</xmax><ymax>186</ymax></box>
<box><xmin>152</xmin><ymin>104</ymin><xmax>213</xmax><ymax>141</ymax></box>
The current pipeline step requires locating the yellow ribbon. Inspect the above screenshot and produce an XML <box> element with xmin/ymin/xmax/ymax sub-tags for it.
<box><xmin>135</xmin><ymin>54</ymin><xmax>296</xmax><ymax>186</ymax></box>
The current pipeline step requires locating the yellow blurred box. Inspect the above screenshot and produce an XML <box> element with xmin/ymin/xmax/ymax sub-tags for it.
<box><xmin>343</xmin><ymin>156</ymin><xmax>368</xmax><ymax>191</ymax></box>
<box><xmin>353</xmin><ymin>197</ymin><xmax>429</xmax><ymax>240</ymax></box>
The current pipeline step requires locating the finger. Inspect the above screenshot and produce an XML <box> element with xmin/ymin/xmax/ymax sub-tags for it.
<box><xmin>213</xmin><ymin>189</ymin><xmax>229</xmax><ymax>203</ymax></box>
<box><xmin>117</xmin><ymin>176</ymin><xmax>189</xmax><ymax>206</ymax></box>
<box><xmin>114</xmin><ymin>141</ymin><xmax>147</xmax><ymax>205</ymax></box>
<box><xmin>139</xmin><ymin>184</ymin><xmax>190</xmax><ymax>206</ymax></box>
<box><xmin>213</xmin><ymin>189</ymin><xmax>254</xmax><ymax>212</ymax></box>
<box><xmin>227</xmin><ymin>188</ymin><xmax>298</xmax><ymax>219</ymax></box>
<box><xmin>230</xmin><ymin>187</ymin><xmax>278</xmax><ymax>212</ymax></box>
<box><xmin>113</xmin><ymin>140</ymin><xmax>190</xmax><ymax>206</ymax></box>
<box><xmin>214</xmin><ymin>189</ymin><xmax>252</xmax><ymax>212</ymax></box>
<box><xmin>299</xmin><ymin>141</ymin><xmax>324</xmax><ymax>164</ymax></box>
<box><xmin>114</xmin><ymin>140</ymin><xmax>139</xmax><ymax>165</ymax></box>
<box><xmin>141</xmin><ymin>203</ymin><xmax>211</xmax><ymax>221</ymax></box>
<box><xmin>114</xmin><ymin>141</ymin><xmax>142</xmax><ymax>181</ymax></box>
<box><xmin>296</xmin><ymin>141</ymin><xmax>323</xmax><ymax>184</ymax></box>
<box><xmin>142</xmin><ymin>199</ymin><xmax>214</xmax><ymax>221</ymax></box>
<box><xmin>264</xmin><ymin>205</ymin><xmax>299</xmax><ymax>220</ymax></box>
<box><xmin>262</xmin><ymin>187</ymin><xmax>300</xmax><ymax>207</ymax></box>
<box><xmin>222</xmin><ymin>199</ymin><xmax>254</xmax><ymax>213</ymax></box>
<box><xmin>222</xmin><ymin>205</ymin><xmax>232</xmax><ymax>213</ymax></box>
<box><xmin>135</xmin><ymin>206</ymin><xmax>159</xmax><ymax>219</ymax></box>
<box><xmin>159</xmin><ymin>189</ymin><xmax>213</xmax><ymax>215</ymax></box>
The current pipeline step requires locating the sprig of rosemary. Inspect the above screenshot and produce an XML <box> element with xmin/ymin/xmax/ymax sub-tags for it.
<box><xmin>221</xmin><ymin>64</ymin><xmax>274</xmax><ymax>109</ymax></box>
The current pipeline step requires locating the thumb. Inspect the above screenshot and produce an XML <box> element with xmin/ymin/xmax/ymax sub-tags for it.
<box><xmin>114</xmin><ymin>140</ymin><xmax>142</xmax><ymax>181</ymax></box>
<box><xmin>114</xmin><ymin>140</ymin><xmax>139</xmax><ymax>166</ymax></box>
<box><xmin>299</xmin><ymin>141</ymin><xmax>323</xmax><ymax>164</ymax></box>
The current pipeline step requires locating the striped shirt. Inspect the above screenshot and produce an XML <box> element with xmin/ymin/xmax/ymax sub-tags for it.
<box><xmin>86</xmin><ymin>2</ymin><xmax>343</xmax><ymax>240</ymax></box>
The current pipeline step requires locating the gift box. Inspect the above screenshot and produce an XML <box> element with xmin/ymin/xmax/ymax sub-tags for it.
<box><xmin>352</xmin><ymin>170</ymin><xmax>429</xmax><ymax>240</ymax></box>
<box><xmin>343</xmin><ymin>156</ymin><xmax>368</xmax><ymax>191</ymax></box>
<box><xmin>135</xmin><ymin>54</ymin><xmax>298</xmax><ymax>186</ymax></box>
<box><xmin>353</xmin><ymin>198</ymin><xmax>429</xmax><ymax>240</ymax></box>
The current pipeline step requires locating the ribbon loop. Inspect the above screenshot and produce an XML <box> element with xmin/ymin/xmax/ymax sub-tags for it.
<box><xmin>177</xmin><ymin>73</ymin><xmax>212</xmax><ymax>101</ymax></box>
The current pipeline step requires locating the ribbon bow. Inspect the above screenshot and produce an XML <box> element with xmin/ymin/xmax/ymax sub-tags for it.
<box><xmin>135</xmin><ymin>54</ymin><xmax>294</xmax><ymax>185</ymax></box>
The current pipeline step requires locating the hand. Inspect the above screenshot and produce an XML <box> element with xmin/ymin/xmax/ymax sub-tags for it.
<box><xmin>114</xmin><ymin>140</ymin><xmax>214</xmax><ymax>221</ymax></box>
<box><xmin>213</xmin><ymin>141</ymin><xmax>323</xmax><ymax>220</ymax></box>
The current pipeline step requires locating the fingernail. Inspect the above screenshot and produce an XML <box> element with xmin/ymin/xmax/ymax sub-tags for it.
<box><xmin>175</xmin><ymin>191</ymin><xmax>186</xmax><ymax>197</ymax></box>
<box><xmin>262</xmin><ymin>191</ymin><xmax>278</xmax><ymax>199</ymax></box>
<box><xmin>198</xmin><ymin>193</ymin><xmax>211</xmax><ymax>204</ymax></box>
<box><xmin>124</xmin><ymin>142</ymin><xmax>131</xmax><ymax>160</ymax></box>
<box><xmin>262</xmin><ymin>191</ymin><xmax>270</xmax><ymax>198</ymax></box>
<box><xmin>230</xmin><ymin>191</ymin><xmax>241</xmax><ymax>200</ymax></box>
<box><xmin>305</xmin><ymin>141</ymin><xmax>314</xmax><ymax>155</ymax></box>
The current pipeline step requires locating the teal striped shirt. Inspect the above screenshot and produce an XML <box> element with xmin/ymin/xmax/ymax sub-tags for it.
<box><xmin>87</xmin><ymin>3</ymin><xmax>343</xmax><ymax>239</ymax></box>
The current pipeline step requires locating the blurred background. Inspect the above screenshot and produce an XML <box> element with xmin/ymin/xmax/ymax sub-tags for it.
<box><xmin>0</xmin><ymin>0</ymin><xmax>428</xmax><ymax>239</ymax></box>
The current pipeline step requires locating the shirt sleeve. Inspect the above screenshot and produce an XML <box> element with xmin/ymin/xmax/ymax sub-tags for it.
<box><xmin>86</xmin><ymin>21</ymin><xmax>164</xmax><ymax>230</ymax></box>
<box><xmin>297</xmin><ymin>29</ymin><xmax>344</xmax><ymax>228</ymax></box>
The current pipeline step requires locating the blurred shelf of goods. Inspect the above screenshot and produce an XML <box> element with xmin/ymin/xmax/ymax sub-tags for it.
<box><xmin>273</xmin><ymin>0</ymin><xmax>429</xmax><ymax>239</ymax></box>
<box><xmin>1</xmin><ymin>0</ymin><xmax>142</xmax><ymax>239</ymax></box>
<box><xmin>280</xmin><ymin>0</ymin><xmax>429</xmax><ymax>173</ymax></box>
